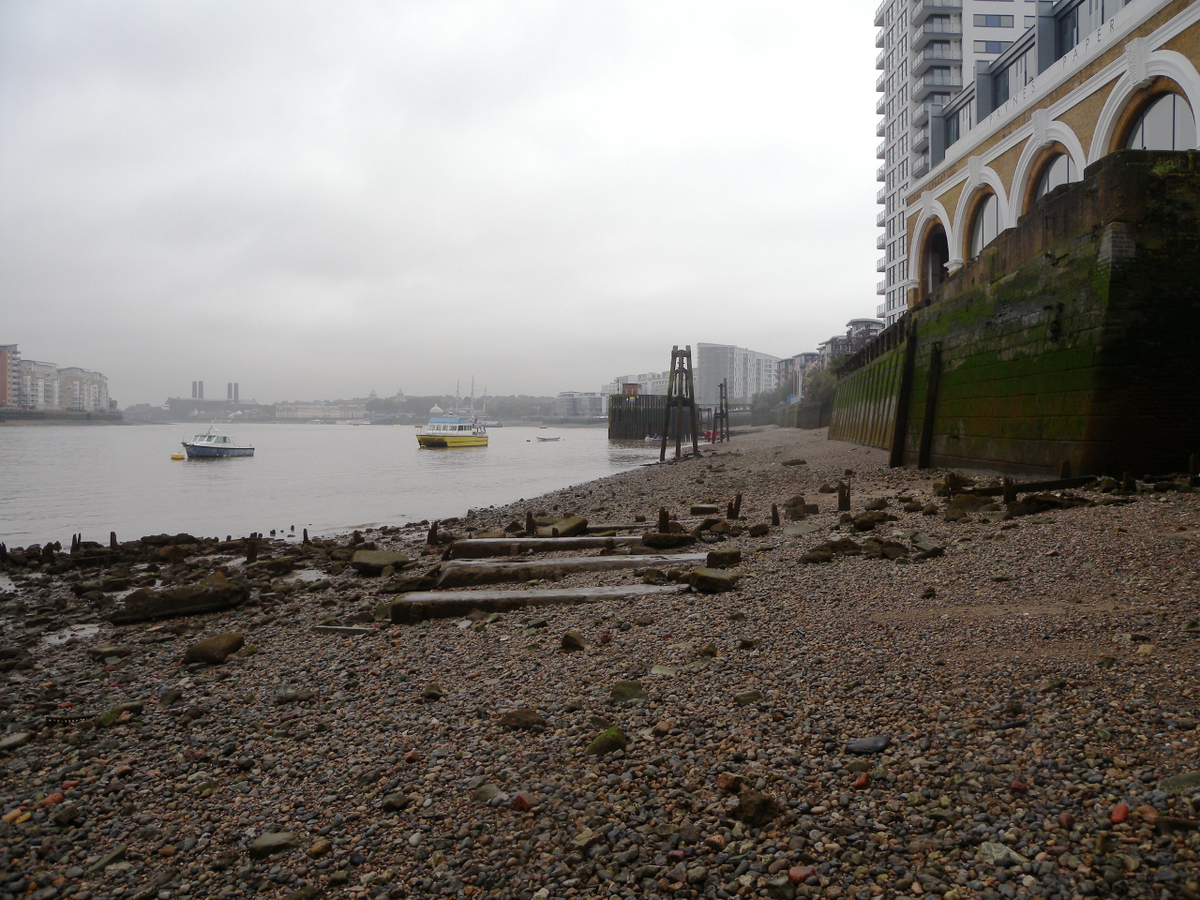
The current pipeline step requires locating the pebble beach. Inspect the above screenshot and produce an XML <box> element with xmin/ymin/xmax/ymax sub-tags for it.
<box><xmin>2</xmin><ymin>426</ymin><xmax>1198</xmax><ymax>900</ymax></box>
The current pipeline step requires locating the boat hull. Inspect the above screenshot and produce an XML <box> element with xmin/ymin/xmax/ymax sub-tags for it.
<box><xmin>416</xmin><ymin>434</ymin><xmax>488</xmax><ymax>449</ymax></box>
<box><xmin>183</xmin><ymin>444</ymin><xmax>254</xmax><ymax>459</ymax></box>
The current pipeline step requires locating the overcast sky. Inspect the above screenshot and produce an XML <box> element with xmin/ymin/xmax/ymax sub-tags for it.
<box><xmin>1</xmin><ymin>1</ymin><xmax>881</xmax><ymax>405</ymax></box>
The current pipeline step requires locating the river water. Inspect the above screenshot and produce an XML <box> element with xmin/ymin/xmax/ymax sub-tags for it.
<box><xmin>0</xmin><ymin>424</ymin><xmax>660</xmax><ymax>547</ymax></box>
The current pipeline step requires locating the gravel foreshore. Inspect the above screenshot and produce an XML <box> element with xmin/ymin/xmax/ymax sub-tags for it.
<box><xmin>2</xmin><ymin>426</ymin><xmax>1198</xmax><ymax>900</ymax></box>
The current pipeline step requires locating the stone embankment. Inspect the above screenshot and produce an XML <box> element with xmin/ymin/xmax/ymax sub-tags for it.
<box><xmin>1</xmin><ymin>426</ymin><xmax>1198</xmax><ymax>900</ymax></box>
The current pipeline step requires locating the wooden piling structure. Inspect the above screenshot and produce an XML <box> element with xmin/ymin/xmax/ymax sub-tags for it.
<box><xmin>660</xmin><ymin>345</ymin><xmax>700</xmax><ymax>462</ymax></box>
<box><xmin>714</xmin><ymin>380</ymin><xmax>730</xmax><ymax>443</ymax></box>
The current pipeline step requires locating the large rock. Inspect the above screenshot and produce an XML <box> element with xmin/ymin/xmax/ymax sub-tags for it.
<box><xmin>610</xmin><ymin>680</ymin><xmax>646</xmax><ymax>702</ymax></box>
<box><xmin>733</xmin><ymin>790</ymin><xmax>779</xmax><ymax>826</ymax></box>
<box><xmin>350</xmin><ymin>550</ymin><xmax>412</xmax><ymax>576</ymax></box>
<box><xmin>535</xmin><ymin>516</ymin><xmax>588</xmax><ymax>538</ymax></box>
<box><xmin>110</xmin><ymin>571</ymin><xmax>248</xmax><ymax>624</ymax></box>
<box><xmin>584</xmin><ymin>727</ymin><xmax>629</xmax><ymax>756</ymax></box>
<box><xmin>498</xmin><ymin>708</ymin><xmax>547</xmax><ymax>730</ymax></box>
<box><xmin>184</xmin><ymin>633</ymin><xmax>245</xmax><ymax>665</ymax></box>
<box><xmin>687</xmin><ymin>567</ymin><xmax>740</xmax><ymax>593</ymax></box>
<box><xmin>249</xmin><ymin>832</ymin><xmax>299</xmax><ymax>859</ymax></box>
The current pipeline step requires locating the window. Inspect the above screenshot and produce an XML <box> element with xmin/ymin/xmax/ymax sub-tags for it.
<box><xmin>969</xmin><ymin>193</ymin><xmax>1001</xmax><ymax>258</ymax></box>
<box><xmin>1024</xmin><ymin>15</ymin><xmax>1037</xmax><ymax>27</ymax></box>
<box><xmin>1125</xmin><ymin>94</ymin><xmax>1197</xmax><ymax>151</ymax></box>
<box><xmin>1035</xmin><ymin>153</ymin><xmax>1077</xmax><ymax>200</ymax></box>
<box><xmin>974</xmin><ymin>14</ymin><xmax>1014</xmax><ymax>27</ymax></box>
<box><xmin>974</xmin><ymin>40</ymin><xmax>1013</xmax><ymax>53</ymax></box>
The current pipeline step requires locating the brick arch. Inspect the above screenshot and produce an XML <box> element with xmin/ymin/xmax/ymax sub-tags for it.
<box><xmin>1011</xmin><ymin>122</ymin><xmax>1087</xmax><ymax>219</ymax></box>
<box><xmin>1090</xmin><ymin>50</ymin><xmax>1200</xmax><ymax>164</ymax></box>
<box><xmin>913</xmin><ymin>211</ymin><xmax>952</xmax><ymax>303</ymax></box>
<box><xmin>952</xmin><ymin>162</ymin><xmax>1011</xmax><ymax>262</ymax></box>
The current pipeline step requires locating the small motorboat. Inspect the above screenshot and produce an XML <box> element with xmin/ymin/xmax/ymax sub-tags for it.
<box><xmin>536</xmin><ymin>436</ymin><xmax>561</xmax><ymax>442</ymax></box>
<box><xmin>181</xmin><ymin>427</ymin><xmax>254</xmax><ymax>459</ymax></box>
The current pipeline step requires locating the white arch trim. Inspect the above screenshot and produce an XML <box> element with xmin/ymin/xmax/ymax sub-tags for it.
<box><xmin>1009</xmin><ymin>120</ymin><xmax>1088</xmax><ymax>222</ymax></box>
<box><xmin>952</xmin><ymin>160</ymin><xmax>1012</xmax><ymax>261</ymax></box>
<box><xmin>1089</xmin><ymin>49</ymin><xmax>1200</xmax><ymax>164</ymax></box>
<box><xmin>908</xmin><ymin>197</ymin><xmax>954</xmax><ymax>289</ymax></box>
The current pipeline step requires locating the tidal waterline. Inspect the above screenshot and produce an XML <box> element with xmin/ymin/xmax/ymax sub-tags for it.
<box><xmin>0</xmin><ymin>424</ymin><xmax>658</xmax><ymax>546</ymax></box>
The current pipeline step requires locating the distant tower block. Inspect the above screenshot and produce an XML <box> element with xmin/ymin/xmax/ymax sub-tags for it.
<box><xmin>227</xmin><ymin>382</ymin><xmax>233</xmax><ymax>400</ymax></box>
<box><xmin>234</xmin><ymin>383</ymin><xmax>239</xmax><ymax>402</ymax></box>
<box><xmin>192</xmin><ymin>381</ymin><xmax>197</xmax><ymax>399</ymax></box>
<box><xmin>198</xmin><ymin>380</ymin><xmax>204</xmax><ymax>399</ymax></box>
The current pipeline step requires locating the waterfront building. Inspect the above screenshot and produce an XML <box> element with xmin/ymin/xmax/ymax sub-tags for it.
<box><xmin>874</xmin><ymin>0</ymin><xmax>1038</xmax><ymax>327</ymax></box>
<box><xmin>554</xmin><ymin>392</ymin><xmax>607</xmax><ymax>417</ymax></box>
<box><xmin>18</xmin><ymin>360</ymin><xmax>60</xmax><ymax>410</ymax></box>
<box><xmin>275</xmin><ymin>401</ymin><xmax>367</xmax><ymax>420</ymax></box>
<box><xmin>777</xmin><ymin>351</ymin><xmax>822</xmax><ymax>402</ymax></box>
<box><xmin>0</xmin><ymin>344</ymin><xmax>18</xmax><ymax>407</ymax></box>
<box><xmin>601</xmin><ymin>372</ymin><xmax>672</xmax><ymax>399</ymax></box>
<box><xmin>901</xmin><ymin>0</ymin><xmax>1197</xmax><ymax>307</ymax></box>
<box><xmin>57</xmin><ymin>367</ymin><xmax>110</xmax><ymax>412</ymax></box>
<box><xmin>695</xmin><ymin>343</ymin><xmax>781</xmax><ymax>406</ymax></box>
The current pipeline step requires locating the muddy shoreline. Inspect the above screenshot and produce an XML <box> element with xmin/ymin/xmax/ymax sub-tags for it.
<box><xmin>1</xmin><ymin>426</ymin><xmax>1198</xmax><ymax>900</ymax></box>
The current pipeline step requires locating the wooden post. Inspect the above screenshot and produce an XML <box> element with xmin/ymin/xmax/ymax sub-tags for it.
<box><xmin>246</xmin><ymin>539</ymin><xmax>258</xmax><ymax>563</ymax></box>
<box><xmin>302</xmin><ymin>528</ymin><xmax>311</xmax><ymax>546</ymax></box>
<box><xmin>427</xmin><ymin>522</ymin><xmax>440</xmax><ymax>545</ymax></box>
<box><xmin>771</xmin><ymin>503</ymin><xmax>780</xmax><ymax>526</ymax></box>
<box><xmin>657</xmin><ymin>507</ymin><xmax>669</xmax><ymax>533</ymax></box>
<box><xmin>917</xmin><ymin>343</ymin><xmax>942</xmax><ymax>470</ymax></box>
<box><xmin>888</xmin><ymin>320</ymin><xmax>917</xmax><ymax>468</ymax></box>
<box><xmin>525</xmin><ymin>510</ymin><xmax>536</xmax><ymax>534</ymax></box>
<box><xmin>110</xmin><ymin>531</ymin><xmax>118</xmax><ymax>550</ymax></box>
<box><xmin>1002</xmin><ymin>476</ymin><xmax>1017</xmax><ymax>504</ymax></box>
<box><xmin>837</xmin><ymin>481</ymin><xmax>851</xmax><ymax>512</ymax></box>
<box><xmin>732</xmin><ymin>492</ymin><xmax>742</xmax><ymax>519</ymax></box>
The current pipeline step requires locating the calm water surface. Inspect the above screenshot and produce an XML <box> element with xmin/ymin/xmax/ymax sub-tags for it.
<box><xmin>0</xmin><ymin>424</ymin><xmax>658</xmax><ymax>546</ymax></box>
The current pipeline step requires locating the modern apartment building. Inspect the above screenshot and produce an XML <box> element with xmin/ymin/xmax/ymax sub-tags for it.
<box><xmin>695</xmin><ymin>343</ymin><xmax>780</xmax><ymax>406</ymax></box>
<box><xmin>875</xmin><ymin>0</ymin><xmax>1038</xmax><ymax>327</ymax></box>
<box><xmin>0</xmin><ymin>345</ymin><xmax>18</xmax><ymax>407</ymax></box>
<box><xmin>57</xmin><ymin>367</ymin><xmax>111</xmax><ymax>412</ymax></box>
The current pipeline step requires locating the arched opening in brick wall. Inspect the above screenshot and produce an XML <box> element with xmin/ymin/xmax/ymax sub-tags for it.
<box><xmin>1022</xmin><ymin>143</ymin><xmax>1081</xmax><ymax>215</ymax></box>
<box><xmin>918</xmin><ymin>221</ymin><xmax>950</xmax><ymax>303</ymax></box>
<box><xmin>1112</xmin><ymin>77</ymin><xmax>1197</xmax><ymax>153</ymax></box>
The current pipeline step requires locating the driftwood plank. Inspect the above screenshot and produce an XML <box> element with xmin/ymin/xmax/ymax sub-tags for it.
<box><xmin>437</xmin><ymin>553</ymin><xmax>706</xmax><ymax>589</ymax></box>
<box><xmin>389</xmin><ymin>584</ymin><xmax>682</xmax><ymax>624</ymax></box>
<box><xmin>446</xmin><ymin>536</ymin><xmax>642</xmax><ymax>559</ymax></box>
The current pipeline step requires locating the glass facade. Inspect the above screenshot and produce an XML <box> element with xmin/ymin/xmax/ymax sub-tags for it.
<box><xmin>969</xmin><ymin>193</ymin><xmax>1001</xmax><ymax>257</ymax></box>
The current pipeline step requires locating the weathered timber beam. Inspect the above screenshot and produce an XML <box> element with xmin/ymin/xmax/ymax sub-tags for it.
<box><xmin>389</xmin><ymin>584</ymin><xmax>683</xmax><ymax>624</ymax></box>
<box><xmin>446</xmin><ymin>536</ymin><xmax>641</xmax><ymax>559</ymax></box>
<box><xmin>955</xmin><ymin>475</ymin><xmax>1097</xmax><ymax>498</ymax></box>
<box><xmin>437</xmin><ymin>553</ymin><xmax>706</xmax><ymax>589</ymax></box>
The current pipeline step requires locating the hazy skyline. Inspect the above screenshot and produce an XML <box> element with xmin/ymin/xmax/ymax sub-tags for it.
<box><xmin>1</xmin><ymin>1</ymin><xmax>881</xmax><ymax>406</ymax></box>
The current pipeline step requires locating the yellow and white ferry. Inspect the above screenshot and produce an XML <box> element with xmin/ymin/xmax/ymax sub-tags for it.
<box><xmin>416</xmin><ymin>407</ymin><xmax>488</xmax><ymax>449</ymax></box>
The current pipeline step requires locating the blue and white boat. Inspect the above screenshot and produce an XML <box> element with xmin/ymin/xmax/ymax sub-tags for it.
<box><xmin>182</xmin><ymin>427</ymin><xmax>255</xmax><ymax>459</ymax></box>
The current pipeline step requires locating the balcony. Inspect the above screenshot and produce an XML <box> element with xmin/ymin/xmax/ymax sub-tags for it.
<box><xmin>914</xmin><ymin>71</ymin><xmax>962</xmax><ymax>101</ymax></box>
<box><xmin>877</xmin><ymin>280</ymin><xmax>887</xmax><ymax>295</ymax></box>
<box><xmin>876</xmin><ymin>165</ymin><xmax>886</xmax><ymax>182</ymax></box>
<box><xmin>877</xmin><ymin>186</ymin><xmax>886</xmax><ymax>203</ymax></box>
<box><xmin>876</xmin><ymin>72</ymin><xmax>886</xmax><ymax>92</ymax></box>
<box><xmin>877</xmin><ymin>303</ymin><xmax>888</xmax><ymax>317</ymax></box>
<box><xmin>876</xmin><ymin>95</ymin><xmax>886</xmax><ymax>115</ymax></box>
<box><xmin>913</xmin><ymin>126</ymin><xmax>930</xmax><ymax>151</ymax></box>
<box><xmin>874</xmin><ymin>0</ymin><xmax>886</xmax><ymax>27</ymax></box>
<box><xmin>913</xmin><ymin>19</ymin><xmax>962</xmax><ymax>51</ymax></box>
<box><xmin>876</xmin><ymin>256</ymin><xmax>887</xmax><ymax>273</ymax></box>
<box><xmin>875</xmin><ymin>27</ymin><xmax>885</xmax><ymax>49</ymax></box>
<box><xmin>914</xmin><ymin>155</ymin><xmax>931</xmax><ymax>179</ymax></box>
<box><xmin>912</xmin><ymin>0</ymin><xmax>962</xmax><ymax>27</ymax></box>
<box><xmin>876</xmin><ymin>119</ymin><xmax>886</xmax><ymax>137</ymax></box>
<box><xmin>876</xmin><ymin>49</ymin><xmax>886</xmax><ymax>70</ymax></box>
<box><xmin>876</xmin><ymin>209</ymin><xmax>887</xmax><ymax>226</ymax></box>
<box><xmin>913</xmin><ymin>101</ymin><xmax>935</xmax><ymax>126</ymax></box>
<box><xmin>877</xmin><ymin>141</ymin><xmax>886</xmax><ymax>159</ymax></box>
<box><xmin>913</xmin><ymin>43</ymin><xmax>962</xmax><ymax>76</ymax></box>
<box><xmin>876</xmin><ymin>234</ymin><xmax>887</xmax><ymax>250</ymax></box>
